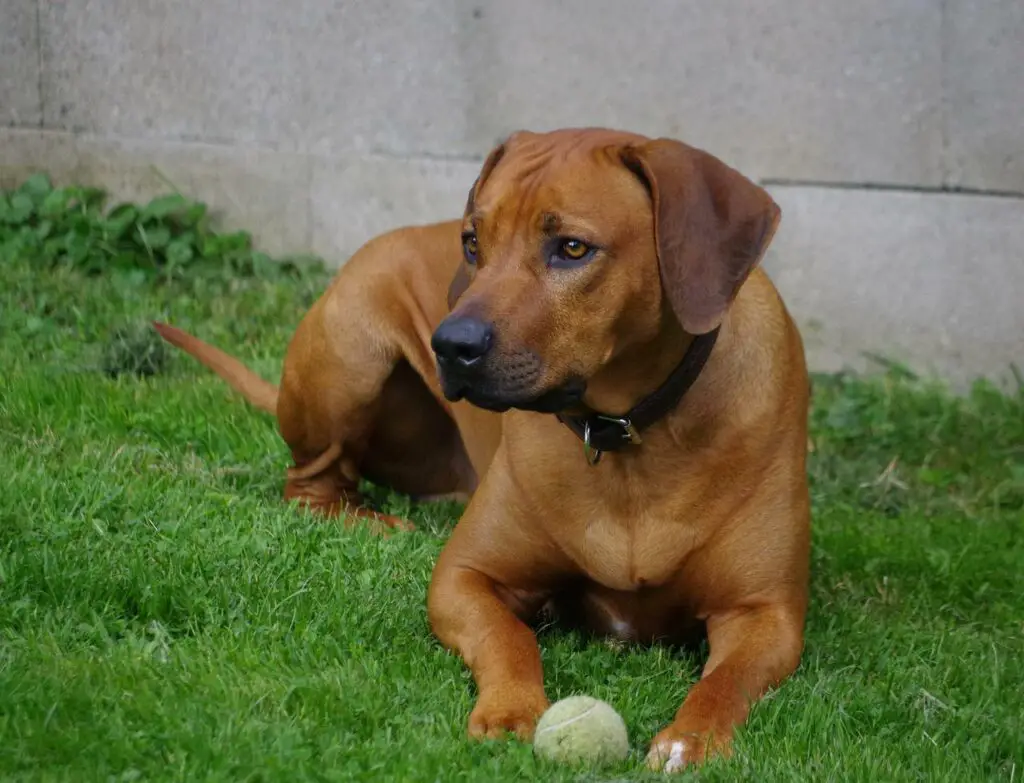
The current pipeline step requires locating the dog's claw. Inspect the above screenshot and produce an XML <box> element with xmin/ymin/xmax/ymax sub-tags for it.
<box><xmin>352</xmin><ymin>510</ymin><xmax>415</xmax><ymax>536</ymax></box>
<box><xmin>646</xmin><ymin>723</ymin><xmax>730</xmax><ymax>772</ymax></box>
<box><xmin>467</xmin><ymin>684</ymin><xmax>549</xmax><ymax>742</ymax></box>
<box><xmin>646</xmin><ymin>739</ymin><xmax>689</xmax><ymax>773</ymax></box>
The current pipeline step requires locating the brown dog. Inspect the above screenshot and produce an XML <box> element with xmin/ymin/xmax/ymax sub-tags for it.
<box><xmin>154</xmin><ymin>127</ymin><xmax>810</xmax><ymax>771</ymax></box>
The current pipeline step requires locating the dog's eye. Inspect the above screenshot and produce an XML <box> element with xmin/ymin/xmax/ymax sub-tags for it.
<box><xmin>462</xmin><ymin>233</ymin><xmax>478</xmax><ymax>265</ymax></box>
<box><xmin>550</xmin><ymin>238</ymin><xmax>595</xmax><ymax>268</ymax></box>
<box><xmin>561</xmin><ymin>239</ymin><xmax>589</xmax><ymax>259</ymax></box>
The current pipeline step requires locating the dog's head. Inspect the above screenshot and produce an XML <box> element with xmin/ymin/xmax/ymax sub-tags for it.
<box><xmin>432</xmin><ymin>128</ymin><xmax>781</xmax><ymax>413</ymax></box>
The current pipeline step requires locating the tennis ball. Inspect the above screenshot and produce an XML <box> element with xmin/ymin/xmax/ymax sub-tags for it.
<box><xmin>533</xmin><ymin>695</ymin><xmax>629</xmax><ymax>767</ymax></box>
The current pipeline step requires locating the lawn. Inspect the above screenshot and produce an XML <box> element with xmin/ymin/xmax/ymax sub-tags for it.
<box><xmin>1</xmin><ymin>181</ymin><xmax>1022</xmax><ymax>781</ymax></box>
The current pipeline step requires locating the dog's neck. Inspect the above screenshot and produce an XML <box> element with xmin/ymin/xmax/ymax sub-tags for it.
<box><xmin>585</xmin><ymin>319</ymin><xmax>696</xmax><ymax>414</ymax></box>
<box><xmin>557</xmin><ymin>317</ymin><xmax>721</xmax><ymax>463</ymax></box>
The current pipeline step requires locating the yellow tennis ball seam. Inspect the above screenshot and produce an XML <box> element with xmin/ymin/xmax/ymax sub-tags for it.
<box><xmin>534</xmin><ymin>703</ymin><xmax>599</xmax><ymax>736</ymax></box>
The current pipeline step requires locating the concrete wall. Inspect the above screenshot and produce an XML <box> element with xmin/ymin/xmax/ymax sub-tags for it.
<box><xmin>2</xmin><ymin>0</ymin><xmax>1022</xmax><ymax>386</ymax></box>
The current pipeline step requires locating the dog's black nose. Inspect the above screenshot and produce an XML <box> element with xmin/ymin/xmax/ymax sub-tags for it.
<box><xmin>431</xmin><ymin>316</ymin><xmax>494</xmax><ymax>367</ymax></box>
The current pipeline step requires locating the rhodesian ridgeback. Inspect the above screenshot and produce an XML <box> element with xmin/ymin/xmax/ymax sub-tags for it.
<box><xmin>154</xmin><ymin>127</ymin><xmax>810</xmax><ymax>771</ymax></box>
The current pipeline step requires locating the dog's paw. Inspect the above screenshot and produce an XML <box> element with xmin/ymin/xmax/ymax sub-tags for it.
<box><xmin>645</xmin><ymin>724</ymin><xmax>731</xmax><ymax>773</ymax></box>
<box><xmin>361</xmin><ymin>510</ymin><xmax>416</xmax><ymax>535</ymax></box>
<box><xmin>646</xmin><ymin>738</ymin><xmax>691</xmax><ymax>774</ymax></box>
<box><xmin>468</xmin><ymin>683</ymin><xmax>549</xmax><ymax>741</ymax></box>
<box><xmin>338</xmin><ymin>507</ymin><xmax>415</xmax><ymax>536</ymax></box>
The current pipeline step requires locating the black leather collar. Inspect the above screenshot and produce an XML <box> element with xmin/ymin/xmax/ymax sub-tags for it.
<box><xmin>556</xmin><ymin>327</ymin><xmax>720</xmax><ymax>464</ymax></box>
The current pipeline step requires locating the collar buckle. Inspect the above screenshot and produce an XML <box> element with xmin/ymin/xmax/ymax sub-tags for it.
<box><xmin>559</xmin><ymin>326</ymin><xmax>721</xmax><ymax>466</ymax></box>
<box><xmin>583</xmin><ymin>415</ymin><xmax>642</xmax><ymax>467</ymax></box>
<box><xmin>597</xmin><ymin>415</ymin><xmax>643</xmax><ymax>446</ymax></box>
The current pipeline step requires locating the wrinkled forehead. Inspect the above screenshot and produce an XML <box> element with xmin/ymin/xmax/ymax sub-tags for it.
<box><xmin>471</xmin><ymin>130</ymin><xmax>653</xmax><ymax>233</ymax></box>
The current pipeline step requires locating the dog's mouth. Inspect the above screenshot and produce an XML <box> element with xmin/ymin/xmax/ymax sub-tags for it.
<box><xmin>439</xmin><ymin>367</ymin><xmax>586</xmax><ymax>414</ymax></box>
<box><xmin>471</xmin><ymin>380</ymin><xmax>586</xmax><ymax>413</ymax></box>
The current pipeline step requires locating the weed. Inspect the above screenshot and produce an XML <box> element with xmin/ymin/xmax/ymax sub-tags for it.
<box><xmin>0</xmin><ymin>173</ymin><xmax>324</xmax><ymax>284</ymax></box>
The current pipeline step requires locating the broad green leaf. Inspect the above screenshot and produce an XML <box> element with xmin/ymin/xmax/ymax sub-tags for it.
<box><xmin>65</xmin><ymin>232</ymin><xmax>93</xmax><ymax>264</ymax></box>
<box><xmin>166</xmin><ymin>238</ymin><xmax>195</xmax><ymax>267</ymax></box>
<box><xmin>7</xmin><ymin>194</ymin><xmax>35</xmax><ymax>225</ymax></box>
<box><xmin>18</xmin><ymin>173</ymin><xmax>53</xmax><ymax>205</ymax></box>
<box><xmin>103</xmin><ymin>204</ymin><xmax>139</xmax><ymax>238</ymax></box>
<box><xmin>218</xmin><ymin>231</ymin><xmax>252</xmax><ymax>252</ymax></box>
<box><xmin>78</xmin><ymin>186</ymin><xmax>107</xmax><ymax>211</ymax></box>
<box><xmin>180</xmin><ymin>202</ymin><xmax>207</xmax><ymax>228</ymax></box>
<box><xmin>34</xmin><ymin>219</ymin><xmax>54</xmax><ymax>240</ymax></box>
<box><xmin>137</xmin><ymin>223</ymin><xmax>171</xmax><ymax>251</ymax></box>
<box><xmin>41</xmin><ymin>236</ymin><xmax>64</xmax><ymax>262</ymax></box>
<box><xmin>140</xmin><ymin>194</ymin><xmax>189</xmax><ymax>221</ymax></box>
<box><xmin>200</xmin><ymin>234</ymin><xmax>225</xmax><ymax>258</ymax></box>
<box><xmin>39</xmin><ymin>189</ymin><xmax>71</xmax><ymax>217</ymax></box>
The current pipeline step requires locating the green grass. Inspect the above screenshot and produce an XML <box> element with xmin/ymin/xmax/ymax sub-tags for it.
<box><xmin>2</xmin><ymin>197</ymin><xmax>1023</xmax><ymax>781</ymax></box>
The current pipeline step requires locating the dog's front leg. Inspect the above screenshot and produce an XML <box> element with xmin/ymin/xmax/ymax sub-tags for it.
<box><xmin>428</xmin><ymin>562</ymin><xmax>550</xmax><ymax>740</ymax></box>
<box><xmin>646</xmin><ymin>600</ymin><xmax>805</xmax><ymax>771</ymax></box>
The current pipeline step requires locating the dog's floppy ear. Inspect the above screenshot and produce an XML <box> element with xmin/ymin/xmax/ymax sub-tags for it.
<box><xmin>447</xmin><ymin>140</ymin><xmax>508</xmax><ymax>309</ymax></box>
<box><xmin>621</xmin><ymin>139</ymin><xmax>781</xmax><ymax>335</ymax></box>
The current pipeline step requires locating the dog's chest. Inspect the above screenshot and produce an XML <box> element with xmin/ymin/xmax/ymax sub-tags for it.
<box><xmin>560</xmin><ymin>509</ymin><xmax>691</xmax><ymax>592</ymax></box>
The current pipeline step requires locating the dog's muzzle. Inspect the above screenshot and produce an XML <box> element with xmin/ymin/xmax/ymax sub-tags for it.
<box><xmin>431</xmin><ymin>315</ymin><xmax>585</xmax><ymax>413</ymax></box>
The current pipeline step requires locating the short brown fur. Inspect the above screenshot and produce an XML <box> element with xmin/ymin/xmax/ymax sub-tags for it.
<box><xmin>155</xmin><ymin>127</ymin><xmax>810</xmax><ymax>770</ymax></box>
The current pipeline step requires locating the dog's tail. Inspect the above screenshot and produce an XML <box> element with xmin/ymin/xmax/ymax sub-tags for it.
<box><xmin>152</xmin><ymin>322</ymin><xmax>279</xmax><ymax>415</ymax></box>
